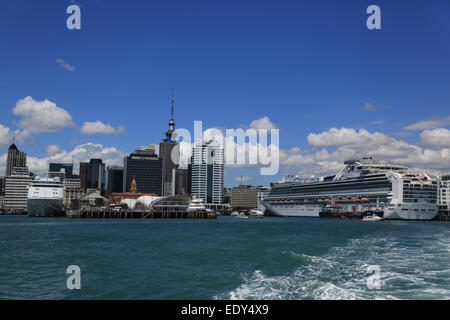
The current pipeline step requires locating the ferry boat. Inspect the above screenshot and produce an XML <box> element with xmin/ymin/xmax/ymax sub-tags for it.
<box><xmin>27</xmin><ymin>177</ymin><xmax>65</xmax><ymax>217</ymax></box>
<box><xmin>187</xmin><ymin>196</ymin><xmax>213</xmax><ymax>214</ymax></box>
<box><xmin>262</xmin><ymin>157</ymin><xmax>438</xmax><ymax>220</ymax></box>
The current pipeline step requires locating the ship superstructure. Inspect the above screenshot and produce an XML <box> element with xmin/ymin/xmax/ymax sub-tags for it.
<box><xmin>27</xmin><ymin>176</ymin><xmax>65</xmax><ymax>217</ymax></box>
<box><xmin>263</xmin><ymin>157</ymin><xmax>438</xmax><ymax>220</ymax></box>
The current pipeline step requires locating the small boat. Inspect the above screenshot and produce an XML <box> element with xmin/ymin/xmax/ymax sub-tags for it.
<box><xmin>362</xmin><ymin>215</ymin><xmax>383</xmax><ymax>222</ymax></box>
<box><xmin>230</xmin><ymin>211</ymin><xmax>239</xmax><ymax>216</ymax></box>
<box><xmin>249</xmin><ymin>208</ymin><xmax>264</xmax><ymax>218</ymax></box>
<box><xmin>236</xmin><ymin>212</ymin><xmax>249</xmax><ymax>219</ymax></box>
<box><xmin>0</xmin><ymin>210</ymin><xmax>14</xmax><ymax>215</ymax></box>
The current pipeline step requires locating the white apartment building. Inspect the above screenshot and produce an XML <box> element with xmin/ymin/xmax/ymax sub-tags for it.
<box><xmin>4</xmin><ymin>167</ymin><xmax>33</xmax><ymax>211</ymax></box>
<box><xmin>191</xmin><ymin>140</ymin><xmax>224</xmax><ymax>204</ymax></box>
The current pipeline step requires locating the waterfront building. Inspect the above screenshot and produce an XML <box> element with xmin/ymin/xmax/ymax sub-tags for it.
<box><xmin>230</xmin><ymin>185</ymin><xmax>259</xmax><ymax>210</ymax></box>
<box><xmin>79</xmin><ymin>190</ymin><xmax>109</xmax><ymax>208</ymax></box>
<box><xmin>105</xmin><ymin>166</ymin><xmax>123</xmax><ymax>196</ymax></box>
<box><xmin>5</xmin><ymin>142</ymin><xmax>26</xmax><ymax>176</ymax></box>
<box><xmin>191</xmin><ymin>140</ymin><xmax>224</xmax><ymax>204</ymax></box>
<box><xmin>437</xmin><ymin>175</ymin><xmax>450</xmax><ymax>221</ymax></box>
<box><xmin>63</xmin><ymin>177</ymin><xmax>83</xmax><ymax>209</ymax></box>
<box><xmin>123</xmin><ymin>151</ymin><xmax>163</xmax><ymax>195</ymax></box>
<box><xmin>4</xmin><ymin>167</ymin><xmax>33</xmax><ymax>211</ymax></box>
<box><xmin>80</xmin><ymin>159</ymin><xmax>105</xmax><ymax>192</ymax></box>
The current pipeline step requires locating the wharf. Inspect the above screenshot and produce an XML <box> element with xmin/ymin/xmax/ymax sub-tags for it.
<box><xmin>67</xmin><ymin>208</ymin><xmax>216</xmax><ymax>219</ymax></box>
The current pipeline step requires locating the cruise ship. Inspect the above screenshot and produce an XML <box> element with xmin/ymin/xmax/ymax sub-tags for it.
<box><xmin>27</xmin><ymin>177</ymin><xmax>65</xmax><ymax>217</ymax></box>
<box><xmin>262</xmin><ymin>157</ymin><xmax>439</xmax><ymax>220</ymax></box>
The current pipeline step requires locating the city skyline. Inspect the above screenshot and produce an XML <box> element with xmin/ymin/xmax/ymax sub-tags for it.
<box><xmin>1</xmin><ymin>1</ymin><xmax>450</xmax><ymax>186</ymax></box>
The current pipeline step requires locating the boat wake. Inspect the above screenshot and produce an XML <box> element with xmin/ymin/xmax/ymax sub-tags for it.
<box><xmin>216</xmin><ymin>231</ymin><xmax>450</xmax><ymax>300</ymax></box>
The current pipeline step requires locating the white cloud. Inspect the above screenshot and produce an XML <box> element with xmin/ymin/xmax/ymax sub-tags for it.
<box><xmin>249</xmin><ymin>116</ymin><xmax>277</xmax><ymax>130</ymax></box>
<box><xmin>0</xmin><ymin>124</ymin><xmax>31</xmax><ymax>149</ymax></box>
<box><xmin>12</xmin><ymin>96</ymin><xmax>75</xmax><ymax>133</ymax></box>
<box><xmin>405</xmin><ymin>116</ymin><xmax>450</xmax><ymax>130</ymax></box>
<box><xmin>80</xmin><ymin>121</ymin><xmax>125</xmax><ymax>135</ymax></box>
<box><xmin>22</xmin><ymin>142</ymin><xmax>127</xmax><ymax>176</ymax></box>
<box><xmin>56</xmin><ymin>58</ymin><xmax>75</xmax><ymax>72</ymax></box>
<box><xmin>282</xmin><ymin>127</ymin><xmax>450</xmax><ymax>177</ymax></box>
<box><xmin>363</xmin><ymin>102</ymin><xmax>377</xmax><ymax>111</ymax></box>
<box><xmin>420</xmin><ymin>128</ymin><xmax>450</xmax><ymax>148</ymax></box>
<box><xmin>307</xmin><ymin>127</ymin><xmax>391</xmax><ymax>147</ymax></box>
<box><xmin>363</xmin><ymin>102</ymin><xmax>387</xmax><ymax>112</ymax></box>
<box><xmin>46</xmin><ymin>144</ymin><xmax>61</xmax><ymax>155</ymax></box>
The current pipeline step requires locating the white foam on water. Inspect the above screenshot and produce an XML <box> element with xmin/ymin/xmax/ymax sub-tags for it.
<box><xmin>217</xmin><ymin>230</ymin><xmax>450</xmax><ymax>300</ymax></box>
<box><xmin>216</xmin><ymin>269</ymin><xmax>382</xmax><ymax>300</ymax></box>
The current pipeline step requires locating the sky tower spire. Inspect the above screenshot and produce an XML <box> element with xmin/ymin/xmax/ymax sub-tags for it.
<box><xmin>164</xmin><ymin>88</ymin><xmax>176</xmax><ymax>142</ymax></box>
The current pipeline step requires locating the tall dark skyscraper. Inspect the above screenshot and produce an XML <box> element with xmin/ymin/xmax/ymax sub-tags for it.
<box><xmin>5</xmin><ymin>142</ymin><xmax>26</xmax><ymax>176</ymax></box>
<box><xmin>79</xmin><ymin>159</ymin><xmax>105</xmax><ymax>192</ymax></box>
<box><xmin>174</xmin><ymin>165</ymin><xmax>192</xmax><ymax>195</ymax></box>
<box><xmin>160</xmin><ymin>89</ymin><xmax>180</xmax><ymax>195</ymax></box>
<box><xmin>105</xmin><ymin>166</ymin><xmax>123</xmax><ymax>196</ymax></box>
<box><xmin>123</xmin><ymin>149</ymin><xmax>162</xmax><ymax>195</ymax></box>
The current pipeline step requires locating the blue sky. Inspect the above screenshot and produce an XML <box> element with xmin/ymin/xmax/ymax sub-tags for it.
<box><xmin>1</xmin><ymin>0</ymin><xmax>449</xmax><ymax>186</ymax></box>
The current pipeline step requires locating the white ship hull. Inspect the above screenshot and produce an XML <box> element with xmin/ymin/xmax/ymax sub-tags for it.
<box><xmin>384</xmin><ymin>203</ymin><xmax>438</xmax><ymax>220</ymax></box>
<box><xmin>27</xmin><ymin>198</ymin><xmax>65</xmax><ymax>217</ymax></box>
<box><xmin>262</xmin><ymin>203</ymin><xmax>320</xmax><ymax>218</ymax></box>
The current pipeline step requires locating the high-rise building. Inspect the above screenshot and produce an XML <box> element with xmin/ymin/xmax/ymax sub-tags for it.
<box><xmin>161</xmin><ymin>142</ymin><xmax>179</xmax><ymax>195</ymax></box>
<box><xmin>174</xmin><ymin>165</ymin><xmax>192</xmax><ymax>195</ymax></box>
<box><xmin>191</xmin><ymin>140</ymin><xmax>224</xmax><ymax>204</ymax></box>
<box><xmin>160</xmin><ymin>89</ymin><xmax>180</xmax><ymax>195</ymax></box>
<box><xmin>79</xmin><ymin>159</ymin><xmax>105</xmax><ymax>192</ymax></box>
<box><xmin>4</xmin><ymin>167</ymin><xmax>33</xmax><ymax>211</ymax></box>
<box><xmin>49</xmin><ymin>163</ymin><xmax>74</xmax><ymax>181</ymax></box>
<box><xmin>105</xmin><ymin>166</ymin><xmax>123</xmax><ymax>196</ymax></box>
<box><xmin>5</xmin><ymin>142</ymin><xmax>26</xmax><ymax>176</ymax></box>
<box><xmin>123</xmin><ymin>150</ymin><xmax>163</xmax><ymax>195</ymax></box>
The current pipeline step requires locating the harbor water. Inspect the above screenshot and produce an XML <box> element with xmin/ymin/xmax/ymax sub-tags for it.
<box><xmin>0</xmin><ymin>215</ymin><xmax>449</xmax><ymax>299</ymax></box>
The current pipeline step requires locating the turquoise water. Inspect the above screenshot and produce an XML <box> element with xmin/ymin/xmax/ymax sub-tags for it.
<box><xmin>0</xmin><ymin>215</ymin><xmax>449</xmax><ymax>299</ymax></box>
